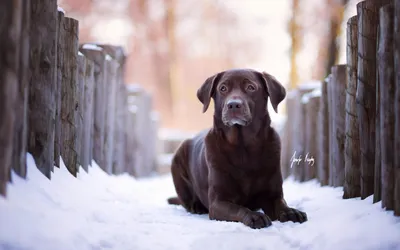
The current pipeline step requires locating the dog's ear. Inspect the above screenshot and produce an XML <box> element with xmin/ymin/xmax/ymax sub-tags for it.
<box><xmin>197</xmin><ymin>72</ymin><xmax>223</xmax><ymax>113</ymax></box>
<box><xmin>259</xmin><ymin>71</ymin><xmax>286</xmax><ymax>113</ymax></box>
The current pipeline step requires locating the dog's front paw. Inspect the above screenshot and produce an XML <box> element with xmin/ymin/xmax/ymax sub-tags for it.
<box><xmin>278</xmin><ymin>208</ymin><xmax>307</xmax><ymax>223</ymax></box>
<box><xmin>242</xmin><ymin>211</ymin><xmax>272</xmax><ymax>229</ymax></box>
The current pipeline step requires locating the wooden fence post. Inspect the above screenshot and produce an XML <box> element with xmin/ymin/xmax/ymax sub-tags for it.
<box><xmin>11</xmin><ymin>0</ymin><xmax>30</xmax><ymax>179</ymax></box>
<box><xmin>97</xmin><ymin>45</ymin><xmax>127</xmax><ymax>175</ymax></box>
<box><xmin>80</xmin><ymin>57</ymin><xmax>95</xmax><ymax>172</ymax></box>
<box><xmin>356</xmin><ymin>0</ymin><xmax>391</xmax><ymax>199</ymax></box>
<box><xmin>0</xmin><ymin>0</ymin><xmax>23</xmax><ymax>196</ymax></box>
<box><xmin>330</xmin><ymin>65</ymin><xmax>347</xmax><ymax>187</ymax></box>
<box><xmin>303</xmin><ymin>89</ymin><xmax>321</xmax><ymax>181</ymax></box>
<box><xmin>79</xmin><ymin>45</ymin><xmax>107</xmax><ymax>169</ymax></box>
<box><xmin>77</xmin><ymin>53</ymin><xmax>86</xmax><ymax>168</ymax></box>
<box><xmin>318</xmin><ymin>76</ymin><xmax>330</xmax><ymax>186</ymax></box>
<box><xmin>60</xmin><ymin>17</ymin><xmax>79</xmax><ymax>176</ymax></box>
<box><xmin>55</xmin><ymin>10</ymin><xmax>64</xmax><ymax>168</ymax></box>
<box><xmin>379</xmin><ymin>3</ymin><xmax>395</xmax><ymax>210</ymax></box>
<box><xmin>394</xmin><ymin>0</ymin><xmax>400</xmax><ymax>217</ymax></box>
<box><xmin>344</xmin><ymin>15</ymin><xmax>361</xmax><ymax>199</ymax></box>
<box><xmin>281</xmin><ymin>91</ymin><xmax>296</xmax><ymax>179</ymax></box>
<box><xmin>28</xmin><ymin>0</ymin><xmax>58</xmax><ymax>179</ymax></box>
<box><xmin>103</xmin><ymin>56</ymin><xmax>119</xmax><ymax>174</ymax></box>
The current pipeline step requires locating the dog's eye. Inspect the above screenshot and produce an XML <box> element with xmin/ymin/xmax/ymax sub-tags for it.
<box><xmin>220</xmin><ymin>85</ymin><xmax>227</xmax><ymax>92</ymax></box>
<box><xmin>247</xmin><ymin>85</ymin><xmax>256</xmax><ymax>91</ymax></box>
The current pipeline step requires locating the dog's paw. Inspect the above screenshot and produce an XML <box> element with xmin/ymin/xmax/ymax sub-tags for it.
<box><xmin>278</xmin><ymin>208</ymin><xmax>307</xmax><ymax>223</ymax></box>
<box><xmin>188</xmin><ymin>201</ymin><xmax>208</xmax><ymax>214</ymax></box>
<box><xmin>242</xmin><ymin>211</ymin><xmax>272</xmax><ymax>229</ymax></box>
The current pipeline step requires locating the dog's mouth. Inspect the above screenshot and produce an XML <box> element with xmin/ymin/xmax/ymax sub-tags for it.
<box><xmin>222</xmin><ymin>114</ymin><xmax>252</xmax><ymax>127</ymax></box>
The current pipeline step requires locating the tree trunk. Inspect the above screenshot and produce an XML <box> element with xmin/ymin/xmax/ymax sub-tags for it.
<box><xmin>54</xmin><ymin>10</ymin><xmax>64</xmax><ymax>168</ymax></box>
<box><xmin>11</xmin><ymin>0</ymin><xmax>30</xmax><ymax>179</ymax></box>
<box><xmin>28</xmin><ymin>0</ymin><xmax>58</xmax><ymax>179</ymax></box>
<box><xmin>79</xmin><ymin>45</ymin><xmax>107</xmax><ymax>169</ymax></box>
<box><xmin>330</xmin><ymin>65</ymin><xmax>347</xmax><ymax>187</ymax></box>
<box><xmin>318</xmin><ymin>76</ymin><xmax>330</xmax><ymax>186</ymax></box>
<box><xmin>394</xmin><ymin>0</ymin><xmax>400</xmax><ymax>217</ymax></box>
<box><xmin>379</xmin><ymin>3</ymin><xmax>395</xmax><ymax>210</ymax></box>
<box><xmin>80</xmin><ymin>57</ymin><xmax>95</xmax><ymax>172</ymax></box>
<box><xmin>344</xmin><ymin>15</ymin><xmax>361</xmax><ymax>199</ymax></box>
<box><xmin>356</xmin><ymin>0</ymin><xmax>391</xmax><ymax>199</ymax></box>
<box><xmin>289</xmin><ymin>0</ymin><xmax>301</xmax><ymax>89</ymax></box>
<box><xmin>60</xmin><ymin>17</ymin><xmax>79</xmax><ymax>176</ymax></box>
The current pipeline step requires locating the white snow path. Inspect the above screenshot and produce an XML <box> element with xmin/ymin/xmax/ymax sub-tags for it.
<box><xmin>0</xmin><ymin>153</ymin><xmax>399</xmax><ymax>250</ymax></box>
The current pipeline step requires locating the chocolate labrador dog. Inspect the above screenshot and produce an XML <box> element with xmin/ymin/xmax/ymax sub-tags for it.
<box><xmin>167</xmin><ymin>69</ymin><xmax>307</xmax><ymax>229</ymax></box>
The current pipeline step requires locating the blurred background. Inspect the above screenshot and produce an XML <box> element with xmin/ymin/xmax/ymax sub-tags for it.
<box><xmin>58</xmin><ymin>0</ymin><xmax>360</xmax><ymax>133</ymax></box>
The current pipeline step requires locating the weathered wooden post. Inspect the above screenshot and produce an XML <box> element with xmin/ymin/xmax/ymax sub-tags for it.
<box><xmin>60</xmin><ymin>17</ymin><xmax>79</xmax><ymax>176</ymax></box>
<box><xmin>97</xmin><ymin>45</ymin><xmax>127</xmax><ymax>175</ymax></box>
<box><xmin>55</xmin><ymin>10</ymin><xmax>64</xmax><ymax>168</ymax></box>
<box><xmin>79</xmin><ymin>44</ymin><xmax>107</xmax><ymax>169</ymax></box>
<box><xmin>344</xmin><ymin>15</ymin><xmax>361</xmax><ymax>199</ymax></box>
<box><xmin>292</xmin><ymin>83</ymin><xmax>320</xmax><ymax>181</ymax></box>
<box><xmin>303</xmin><ymin>89</ymin><xmax>321</xmax><ymax>181</ymax></box>
<box><xmin>28</xmin><ymin>0</ymin><xmax>58</xmax><ymax>178</ymax></box>
<box><xmin>394</xmin><ymin>0</ymin><xmax>400</xmax><ymax>217</ymax></box>
<box><xmin>356</xmin><ymin>0</ymin><xmax>391</xmax><ymax>199</ymax></box>
<box><xmin>80</xmin><ymin>57</ymin><xmax>95</xmax><ymax>172</ymax></box>
<box><xmin>103</xmin><ymin>56</ymin><xmax>119</xmax><ymax>174</ymax></box>
<box><xmin>281</xmin><ymin>91</ymin><xmax>296</xmax><ymax>179</ymax></box>
<box><xmin>0</xmin><ymin>0</ymin><xmax>23</xmax><ymax>195</ymax></box>
<box><xmin>11</xmin><ymin>0</ymin><xmax>31</xmax><ymax>179</ymax></box>
<box><xmin>378</xmin><ymin>3</ymin><xmax>395</xmax><ymax>210</ymax></box>
<box><xmin>330</xmin><ymin>65</ymin><xmax>347</xmax><ymax>187</ymax></box>
<box><xmin>318</xmin><ymin>76</ymin><xmax>330</xmax><ymax>186</ymax></box>
<box><xmin>77</xmin><ymin>53</ymin><xmax>86</xmax><ymax>168</ymax></box>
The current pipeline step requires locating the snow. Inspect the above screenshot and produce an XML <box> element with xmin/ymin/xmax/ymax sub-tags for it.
<box><xmin>57</xmin><ymin>6</ymin><xmax>65</xmax><ymax>14</ymax></box>
<box><xmin>298</xmin><ymin>80</ymin><xmax>321</xmax><ymax>91</ymax></box>
<box><xmin>78</xmin><ymin>51</ymin><xmax>84</xmax><ymax>56</ymax></box>
<box><xmin>1</xmin><ymin>154</ymin><xmax>400</xmax><ymax>250</ymax></box>
<box><xmin>81</xmin><ymin>44</ymin><xmax>103</xmax><ymax>51</ymax></box>
<box><xmin>301</xmin><ymin>87</ymin><xmax>322</xmax><ymax>104</ymax></box>
<box><xmin>105</xmin><ymin>54</ymin><xmax>113</xmax><ymax>61</ymax></box>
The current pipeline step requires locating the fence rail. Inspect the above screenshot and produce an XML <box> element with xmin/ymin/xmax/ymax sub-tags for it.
<box><xmin>281</xmin><ymin>0</ymin><xmax>400</xmax><ymax>217</ymax></box>
<box><xmin>0</xmin><ymin>0</ymin><xmax>159</xmax><ymax>197</ymax></box>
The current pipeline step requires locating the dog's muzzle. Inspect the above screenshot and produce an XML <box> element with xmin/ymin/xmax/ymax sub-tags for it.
<box><xmin>222</xmin><ymin>98</ymin><xmax>251</xmax><ymax>126</ymax></box>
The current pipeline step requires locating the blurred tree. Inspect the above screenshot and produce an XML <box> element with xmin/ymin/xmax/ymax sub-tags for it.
<box><xmin>289</xmin><ymin>0</ymin><xmax>301</xmax><ymax>90</ymax></box>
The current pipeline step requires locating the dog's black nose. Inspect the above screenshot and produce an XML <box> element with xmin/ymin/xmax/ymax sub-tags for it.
<box><xmin>227</xmin><ymin>99</ymin><xmax>243</xmax><ymax>110</ymax></box>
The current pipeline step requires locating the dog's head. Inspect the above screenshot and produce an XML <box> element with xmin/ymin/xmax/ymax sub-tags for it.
<box><xmin>197</xmin><ymin>69</ymin><xmax>286</xmax><ymax>127</ymax></box>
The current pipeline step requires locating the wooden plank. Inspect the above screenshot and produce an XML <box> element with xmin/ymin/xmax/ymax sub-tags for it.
<box><xmin>303</xmin><ymin>91</ymin><xmax>321</xmax><ymax>181</ymax></box>
<box><xmin>77</xmin><ymin>53</ymin><xmax>86</xmax><ymax>168</ymax></box>
<box><xmin>0</xmin><ymin>0</ymin><xmax>21</xmax><ymax>196</ymax></box>
<box><xmin>356</xmin><ymin>0</ymin><xmax>391</xmax><ymax>199</ymax></box>
<box><xmin>60</xmin><ymin>17</ymin><xmax>79</xmax><ymax>176</ymax></box>
<box><xmin>378</xmin><ymin>3</ymin><xmax>395</xmax><ymax>210</ymax></box>
<box><xmin>394</xmin><ymin>0</ymin><xmax>400</xmax><ymax>217</ymax></box>
<box><xmin>28</xmin><ymin>0</ymin><xmax>58</xmax><ymax>179</ymax></box>
<box><xmin>103</xmin><ymin>57</ymin><xmax>119</xmax><ymax>174</ymax></box>
<box><xmin>79</xmin><ymin>45</ymin><xmax>107</xmax><ymax>169</ymax></box>
<box><xmin>54</xmin><ymin>10</ymin><xmax>64</xmax><ymax>168</ymax></box>
<box><xmin>11</xmin><ymin>0</ymin><xmax>30</xmax><ymax>178</ymax></box>
<box><xmin>330</xmin><ymin>65</ymin><xmax>347</xmax><ymax>187</ymax></box>
<box><xmin>318</xmin><ymin>76</ymin><xmax>330</xmax><ymax>186</ymax></box>
<box><xmin>81</xmin><ymin>58</ymin><xmax>95</xmax><ymax>172</ymax></box>
<box><xmin>344</xmin><ymin>15</ymin><xmax>361</xmax><ymax>199</ymax></box>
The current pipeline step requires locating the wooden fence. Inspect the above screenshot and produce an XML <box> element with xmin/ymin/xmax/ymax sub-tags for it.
<box><xmin>0</xmin><ymin>1</ymin><xmax>159</xmax><ymax>197</ymax></box>
<box><xmin>281</xmin><ymin>0</ymin><xmax>400</xmax><ymax>216</ymax></box>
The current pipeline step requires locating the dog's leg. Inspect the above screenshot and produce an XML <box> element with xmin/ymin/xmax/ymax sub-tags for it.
<box><xmin>265</xmin><ymin>198</ymin><xmax>307</xmax><ymax>223</ymax></box>
<box><xmin>169</xmin><ymin>140</ymin><xmax>208</xmax><ymax>214</ymax></box>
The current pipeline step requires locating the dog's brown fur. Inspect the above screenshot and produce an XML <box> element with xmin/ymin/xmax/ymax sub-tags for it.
<box><xmin>167</xmin><ymin>69</ymin><xmax>307</xmax><ymax>229</ymax></box>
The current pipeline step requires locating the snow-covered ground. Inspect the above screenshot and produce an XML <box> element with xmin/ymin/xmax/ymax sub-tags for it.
<box><xmin>1</xmin><ymin>154</ymin><xmax>400</xmax><ymax>250</ymax></box>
